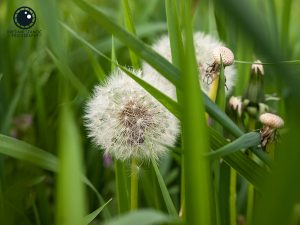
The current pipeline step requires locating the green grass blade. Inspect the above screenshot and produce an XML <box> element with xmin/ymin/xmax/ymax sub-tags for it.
<box><xmin>151</xmin><ymin>159</ymin><xmax>177</xmax><ymax>216</ymax></box>
<box><xmin>122</xmin><ymin>0</ymin><xmax>140</xmax><ymax>68</ymax></box>
<box><xmin>73</xmin><ymin>0</ymin><xmax>180</xmax><ymax>87</ymax></box>
<box><xmin>56</xmin><ymin>97</ymin><xmax>86</xmax><ymax>225</ymax></box>
<box><xmin>103</xmin><ymin>210</ymin><xmax>177</xmax><ymax>225</ymax></box>
<box><xmin>181</xmin><ymin>1</ymin><xmax>213</xmax><ymax>224</ymax></box>
<box><xmin>0</xmin><ymin>134</ymin><xmax>58</xmax><ymax>172</ymax></box>
<box><xmin>207</xmin><ymin>132</ymin><xmax>261</xmax><ymax>158</ymax></box>
<box><xmin>84</xmin><ymin>199</ymin><xmax>112</xmax><ymax>224</ymax></box>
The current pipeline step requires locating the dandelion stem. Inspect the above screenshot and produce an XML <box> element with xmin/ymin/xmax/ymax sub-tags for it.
<box><xmin>130</xmin><ymin>158</ymin><xmax>138</xmax><ymax>210</ymax></box>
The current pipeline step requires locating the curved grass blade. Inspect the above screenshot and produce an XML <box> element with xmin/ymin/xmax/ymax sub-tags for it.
<box><xmin>207</xmin><ymin>132</ymin><xmax>261</xmax><ymax>158</ymax></box>
<box><xmin>103</xmin><ymin>210</ymin><xmax>178</xmax><ymax>225</ymax></box>
<box><xmin>84</xmin><ymin>199</ymin><xmax>112</xmax><ymax>224</ymax></box>
<box><xmin>151</xmin><ymin>158</ymin><xmax>177</xmax><ymax>216</ymax></box>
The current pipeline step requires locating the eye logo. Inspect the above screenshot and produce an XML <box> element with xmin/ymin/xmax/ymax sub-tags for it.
<box><xmin>13</xmin><ymin>6</ymin><xmax>36</xmax><ymax>29</ymax></box>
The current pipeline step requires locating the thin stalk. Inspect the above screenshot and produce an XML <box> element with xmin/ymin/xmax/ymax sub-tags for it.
<box><xmin>246</xmin><ymin>119</ymin><xmax>256</xmax><ymax>225</ymax></box>
<box><xmin>229</xmin><ymin>168</ymin><xmax>237</xmax><ymax>225</ymax></box>
<box><xmin>130</xmin><ymin>158</ymin><xmax>138</xmax><ymax>210</ymax></box>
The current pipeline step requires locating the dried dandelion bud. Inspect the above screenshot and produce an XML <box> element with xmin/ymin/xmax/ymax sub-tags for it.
<box><xmin>212</xmin><ymin>46</ymin><xmax>234</xmax><ymax>66</ymax></box>
<box><xmin>84</xmin><ymin>69</ymin><xmax>179</xmax><ymax>161</ymax></box>
<box><xmin>259</xmin><ymin>113</ymin><xmax>284</xmax><ymax>129</ymax></box>
<box><xmin>251</xmin><ymin>60</ymin><xmax>264</xmax><ymax>75</ymax></box>
<box><xmin>259</xmin><ymin>113</ymin><xmax>284</xmax><ymax>147</ymax></box>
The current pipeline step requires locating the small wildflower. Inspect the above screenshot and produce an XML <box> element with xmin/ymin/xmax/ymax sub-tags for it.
<box><xmin>84</xmin><ymin>69</ymin><xmax>179</xmax><ymax>161</ymax></box>
<box><xmin>142</xmin><ymin>32</ymin><xmax>236</xmax><ymax>99</ymax></box>
<box><xmin>259</xmin><ymin>113</ymin><xmax>284</xmax><ymax>147</ymax></box>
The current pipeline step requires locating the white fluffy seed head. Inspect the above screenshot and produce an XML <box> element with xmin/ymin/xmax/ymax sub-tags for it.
<box><xmin>251</xmin><ymin>60</ymin><xmax>264</xmax><ymax>75</ymax></box>
<box><xmin>212</xmin><ymin>46</ymin><xmax>234</xmax><ymax>66</ymax></box>
<box><xmin>84</xmin><ymin>69</ymin><xmax>179</xmax><ymax>161</ymax></box>
<box><xmin>259</xmin><ymin>113</ymin><xmax>284</xmax><ymax>128</ymax></box>
<box><xmin>142</xmin><ymin>32</ymin><xmax>236</xmax><ymax>98</ymax></box>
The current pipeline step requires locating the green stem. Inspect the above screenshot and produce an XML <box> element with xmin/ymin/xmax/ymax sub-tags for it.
<box><xmin>130</xmin><ymin>158</ymin><xmax>138</xmax><ymax>210</ymax></box>
<box><xmin>230</xmin><ymin>168</ymin><xmax>237</xmax><ymax>225</ymax></box>
<box><xmin>246</xmin><ymin>119</ymin><xmax>256</xmax><ymax>225</ymax></box>
<box><xmin>115</xmin><ymin>160</ymin><xmax>129</xmax><ymax>213</ymax></box>
<box><xmin>247</xmin><ymin>182</ymin><xmax>254</xmax><ymax>225</ymax></box>
<box><xmin>179</xmin><ymin>156</ymin><xmax>185</xmax><ymax>218</ymax></box>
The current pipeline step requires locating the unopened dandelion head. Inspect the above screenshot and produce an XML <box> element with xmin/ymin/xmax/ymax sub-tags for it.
<box><xmin>84</xmin><ymin>69</ymin><xmax>179</xmax><ymax>161</ymax></box>
<box><xmin>251</xmin><ymin>60</ymin><xmax>264</xmax><ymax>75</ymax></box>
<box><xmin>142</xmin><ymin>32</ymin><xmax>236</xmax><ymax>99</ymax></box>
<box><xmin>229</xmin><ymin>96</ymin><xmax>242</xmax><ymax>117</ymax></box>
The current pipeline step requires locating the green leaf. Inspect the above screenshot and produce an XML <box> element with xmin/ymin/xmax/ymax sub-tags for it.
<box><xmin>56</xmin><ymin>97</ymin><xmax>86</xmax><ymax>225</ymax></box>
<box><xmin>181</xmin><ymin>1</ymin><xmax>213</xmax><ymax>224</ymax></box>
<box><xmin>122</xmin><ymin>0</ymin><xmax>140</xmax><ymax>68</ymax></box>
<box><xmin>207</xmin><ymin>132</ymin><xmax>261</xmax><ymax>158</ymax></box>
<box><xmin>0</xmin><ymin>134</ymin><xmax>58</xmax><ymax>172</ymax></box>
<box><xmin>151</xmin><ymin>159</ymin><xmax>177</xmax><ymax>216</ymax></box>
<box><xmin>103</xmin><ymin>210</ymin><xmax>178</xmax><ymax>225</ymax></box>
<box><xmin>84</xmin><ymin>199</ymin><xmax>112</xmax><ymax>224</ymax></box>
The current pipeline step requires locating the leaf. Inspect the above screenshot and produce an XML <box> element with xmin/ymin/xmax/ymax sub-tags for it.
<box><xmin>207</xmin><ymin>132</ymin><xmax>261</xmax><ymax>158</ymax></box>
<box><xmin>151</xmin><ymin>159</ymin><xmax>177</xmax><ymax>216</ymax></box>
<box><xmin>84</xmin><ymin>199</ymin><xmax>112</xmax><ymax>224</ymax></box>
<box><xmin>103</xmin><ymin>210</ymin><xmax>178</xmax><ymax>225</ymax></box>
<box><xmin>56</xmin><ymin>98</ymin><xmax>86</xmax><ymax>225</ymax></box>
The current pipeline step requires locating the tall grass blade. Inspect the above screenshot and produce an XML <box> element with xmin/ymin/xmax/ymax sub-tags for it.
<box><xmin>181</xmin><ymin>0</ymin><xmax>213</xmax><ymax>224</ymax></box>
<box><xmin>56</xmin><ymin>96</ymin><xmax>86</xmax><ymax>225</ymax></box>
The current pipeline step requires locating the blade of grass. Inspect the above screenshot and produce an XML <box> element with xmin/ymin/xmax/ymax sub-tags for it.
<box><xmin>84</xmin><ymin>199</ymin><xmax>112</xmax><ymax>224</ymax></box>
<box><xmin>56</xmin><ymin>95</ymin><xmax>86</xmax><ymax>225</ymax></box>
<box><xmin>181</xmin><ymin>1</ymin><xmax>213</xmax><ymax>224</ymax></box>
<box><xmin>207</xmin><ymin>132</ymin><xmax>261</xmax><ymax>158</ymax></box>
<box><xmin>122</xmin><ymin>0</ymin><xmax>140</xmax><ymax>68</ymax></box>
<box><xmin>151</xmin><ymin>158</ymin><xmax>177</xmax><ymax>216</ymax></box>
<box><xmin>103</xmin><ymin>210</ymin><xmax>177</xmax><ymax>225</ymax></box>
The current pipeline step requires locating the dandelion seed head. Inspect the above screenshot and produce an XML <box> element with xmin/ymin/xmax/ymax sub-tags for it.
<box><xmin>84</xmin><ymin>69</ymin><xmax>179</xmax><ymax>161</ymax></box>
<box><xmin>142</xmin><ymin>32</ymin><xmax>236</xmax><ymax>99</ymax></box>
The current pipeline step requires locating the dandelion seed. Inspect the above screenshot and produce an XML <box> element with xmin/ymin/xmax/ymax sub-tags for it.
<box><xmin>229</xmin><ymin>96</ymin><xmax>243</xmax><ymax>117</ymax></box>
<box><xmin>142</xmin><ymin>32</ymin><xmax>236</xmax><ymax>99</ymax></box>
<box><xmin>84</xmin><ymin>69</ymin><xmax>179</xmax><ymax>161</ymax></box>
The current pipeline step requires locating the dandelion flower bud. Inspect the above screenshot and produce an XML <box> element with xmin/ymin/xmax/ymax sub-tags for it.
<box><xmin>142</xmin><ymin>32</ymin><xmax>236</xmax><ymax>99</ymax></box>
<box><xmin>229</xmin><ymin>96</ymin><xmax>242</xmax><ymax>117</ymax></box>
<box><xmin>251</xmin><ymin>60</ymin><xmax>264</xmax><ymax>75</ymax></box>
<box><xmin>212</xmin><ymin>46</ymin><xmax>234</xmax><ymax>66</ymax></box>
<box><xmin>84</xmin><ymin>69</ymin><xmax>179</xmax><ymax>161</ymax></box>
<box><xmin>259</xmin><ymin>113</ymin><xmax>284</xmax><ymax>147</ymax></box>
